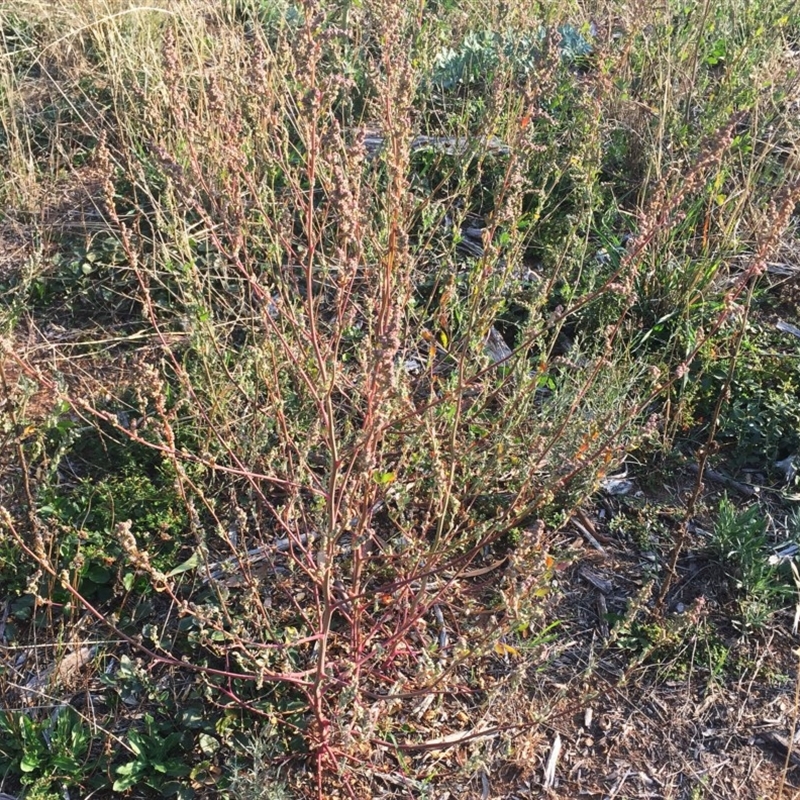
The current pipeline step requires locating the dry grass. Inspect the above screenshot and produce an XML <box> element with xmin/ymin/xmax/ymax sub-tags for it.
<box><xmin>1</xmin><ymin>1</ymin><xmax>800</xmax><ymax>798</ymax></box>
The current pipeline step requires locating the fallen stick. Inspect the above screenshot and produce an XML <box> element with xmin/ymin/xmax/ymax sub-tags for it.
<box><xmin>686</xmin><ymin>462</ymin><xmax>757</xmax><ymax>497</ymax></box>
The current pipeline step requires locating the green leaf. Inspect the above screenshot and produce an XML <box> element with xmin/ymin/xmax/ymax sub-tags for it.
<box><xmin>166</xmin><ymin>549</ymin><xmax>203</xmax><ymax>578</ymax></box>
<box><xmin>113</xmin><ymin>768</ymin><xmax>138</xmax><ymax>792</ymax></box>
<box><xmin>177</xmin><ymin>706</ymin><xmax>205</xmax><ymax>728</ymax></box>
<box><xmin>198</xmin><ymin>733</ymin><xmax>219</xmax><ymax>755</ymax></box>
<box><xmin>20</xmin><ymin>752</ymin><xmax>39</xmax><ymax>772</ymax></box>
<box><xmin>84</xmin><ymin>563</ymin><xmax>112</xmax><ymax>584</ymax></box>
<box><xmin>127</xmin><ymin>730</ymin><xmax>145</xmax><ymax>756</ymax></box>
<box><xmin>52</xmin><ymin>754</ymin><xmax>80</xmax><ymax>772</ymax></box>
<box><xmin>116</xmin><ymin>762</ymin><xmax>136</xmax><ymax>777</ymax></box>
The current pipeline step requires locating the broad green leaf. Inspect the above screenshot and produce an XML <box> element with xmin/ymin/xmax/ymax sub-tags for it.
<box><xmin>166</xmin><ymin>550</ymin><xmax>204</xmax><ymax>578</ymax></box>
<box><xmin>20</xmin><ymin>752</ymin><xmax>39</xmax><ymax>772</ymax></box>
<box><xmin>127</xmin><ymin>730</ymin><xmax>145</xmax><ymax>756</ymax></box>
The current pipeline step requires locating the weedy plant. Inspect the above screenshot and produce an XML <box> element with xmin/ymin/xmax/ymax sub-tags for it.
<box><xmin>0</xmin><ymin>707</ymin><xmax>102</xmax><ymax>800</ymax></box>
<box><xmin>225</xmin><ymin>726</ymin><xmax>294</xmax><ymax>800</ymax></box>
<box><xmin>1</xmin><ymin>0</ymin><xmax>799</xmax><ymax>797</ymax></box>
<box><xmin>711</xmin><ymin>496</ymin><xmax>799</xmax><ymax>631</ymax></box>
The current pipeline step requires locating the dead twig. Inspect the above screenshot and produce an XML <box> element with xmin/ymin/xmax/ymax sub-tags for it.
<box><xmin>685</xmin><ymin>462</ymin><xmax>757</xmax><ymax>497</ymax></box>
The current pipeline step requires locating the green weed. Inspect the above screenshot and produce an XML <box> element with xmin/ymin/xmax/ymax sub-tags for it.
<box><xmin>0</xmin><ymin>707</ymin><xmax>105</xmax><ymax>800</ymax></box>
<box><xmin>711</xmin><ymin>495</ymin><xmax>798</xmax><ymax>630</ymax></box>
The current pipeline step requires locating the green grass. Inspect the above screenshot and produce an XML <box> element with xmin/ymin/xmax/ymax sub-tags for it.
<box><xmin>1</xmin><ymin>0</ymin><xmax>800</xmax><ymax>797</ymax></box>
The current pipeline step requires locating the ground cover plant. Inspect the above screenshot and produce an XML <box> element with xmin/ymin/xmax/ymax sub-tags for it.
<box><xmin>1</xmin><ymin>0</ymin><xmax>800</xmax><ymax>797</ymax></box>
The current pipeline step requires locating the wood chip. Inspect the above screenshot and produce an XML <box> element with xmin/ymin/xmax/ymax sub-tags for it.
<box><xmin>579</xmin><ymin>567</ymin><xmax>613</xmax><ymax>594</ymax></box>
<box><xmin>572</xmin><ymin>517</ymin><xmax>605</xmax><ymax>554</ymax></box>
<box><xmin>21</xmin><ymin>646</ymin><xmax>95</xmax><ymax>704</ymax></box>
<box><xmin>543</xmin><ymin>732</ymin><xmax>562</xmax><ymax>789</ymax></box>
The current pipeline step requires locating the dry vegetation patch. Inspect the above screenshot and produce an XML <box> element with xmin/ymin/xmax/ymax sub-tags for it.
<box><xmin>1</xmin><ymin>1</ymin><xmax>800</xmax><ymax>798</ymax></box>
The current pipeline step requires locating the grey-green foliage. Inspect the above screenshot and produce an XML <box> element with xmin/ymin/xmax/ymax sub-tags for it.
<box><xmin>430</xmin><ymin>24</ymin><xmax>593</xmax><ymax>89</ymax></box>
<box><xmin>230</xmin><ymin>0</ymin><xmax>302</xmax><ymax>34</ymax></box>
<box><xmin>226</xmin><ymin>727</ymin><xmax>294</xmax><ymax>800</ymax></box>
<box><xmin>711</xmin><ymin>496</ymin><xmax>798</xmax><ymax>631</ymax></box>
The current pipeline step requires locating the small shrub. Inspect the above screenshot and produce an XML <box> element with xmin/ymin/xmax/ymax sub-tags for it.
<box><xmin>710</xmin><ymin>496</ymin><xmax>797</xmax><ymax>631</ymax></box>
<box><xmin>225</xmin><ymin>726</ymin><xmax>295</xmax><ymax>800</ymax></box>
<box><xmin>0</xmin><ymin>706</ymin><xmax>105</xmax><ymax>800</ymax></box>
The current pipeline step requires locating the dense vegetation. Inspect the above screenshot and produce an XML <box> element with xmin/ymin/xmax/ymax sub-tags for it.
<box><xmin>1</xmin><ymin>1</ymin><xmax>799</xmax><ymax>797</ymax></box>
